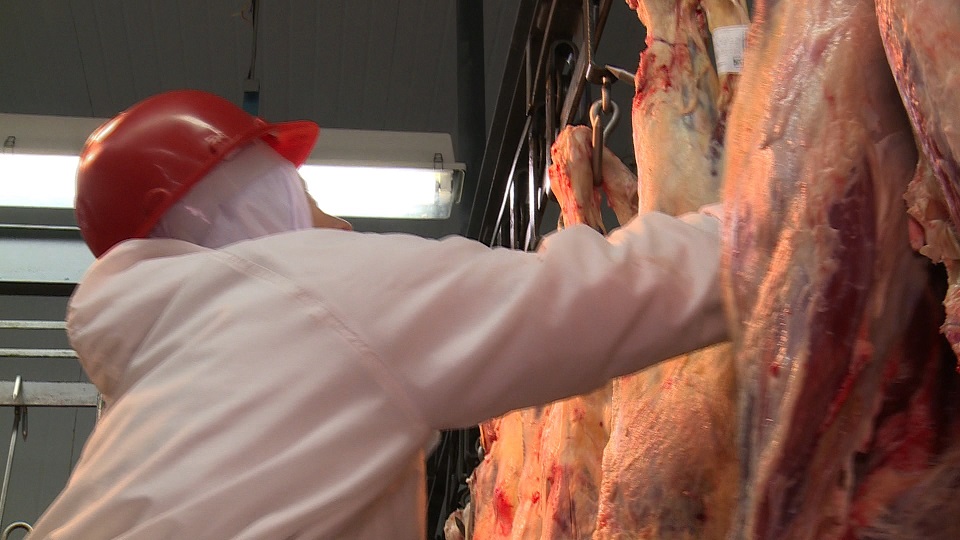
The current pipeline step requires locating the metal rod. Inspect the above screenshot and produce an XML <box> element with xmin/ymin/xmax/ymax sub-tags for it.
<box><xmin>528</xmin><ymin>0</ymin><xmax>561</xmax><ymax>111</ymax></box>
<box><xmin>0</xmin><ymin>321</ymin><xmax>66</xmax><ymax>330</ymax></box>
<box><xmin>454</xmin><ymin>0</ymin><xmax>487</xmax><ymax>238</ymax></box>
<box><xmin>509</xmin><ymin>175</ymin><xmax>518</xmax><ymax>248</ymax></box>
<box><xmin>490</xmin><ymin>117</ymin><xmax>533</xmax><ymax>247</ymax></box>
<box><xmin>0</xmin><ymin>424</ymin><xmax>15</xmax><ymax>528</ymax></box>
<box><xmin>467</xmin><ymin>0</ymin><xmax>540</xmax><ymax>241</ymax></box>
<box><xmin>0</xmin><ymin>224</ymin><xmax>79</xmax><ymax>233</ymax></box>
<box><xmin>560</xmin><ymin>0</ymin><xmax>613</xmax><ymax>126</ymax></box>
<box><xmin>583</xmin><ymin>0</ymin><xmax>599</xmax><ymax>78</ymax></box>
<box><xmin>0</xmin><ymin>382</ymin><xmax>99</xmax><ymax>408</ymax></box>
<box><xmin>527</xmin><ymin>115</ymin><xmax>538</xmax><ymax>250</ymax></box>
<box><xmin>491</xmin><ymin>182</ymin><xmax>511</xmax><ymax>247</ymax></box>
<box><xmin>0</xmin><ymin>349</ymin><xmax>77</xmax><ymax>359</ymax></box>
<box><xmin>0</xmin><ymin>378</ymin><xmax>23</xmax><ymax>527</ymax></box>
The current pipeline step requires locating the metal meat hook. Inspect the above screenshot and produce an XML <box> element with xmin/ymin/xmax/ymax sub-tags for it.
<box><xmin>1</xmin><ymin>522</ymin><xmax>31</xmax><ymax>540</ymax></box>
<box><xmin>590</xmin><ymin>77</ymin><xmax>620</xmax><ymax>184</ymax></box>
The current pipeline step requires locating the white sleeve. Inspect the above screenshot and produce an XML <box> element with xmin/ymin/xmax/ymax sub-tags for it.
<box><xmin>268</xmin><ymin>207</ymin><xmax>725</xmax><ymax>430</ymax></box>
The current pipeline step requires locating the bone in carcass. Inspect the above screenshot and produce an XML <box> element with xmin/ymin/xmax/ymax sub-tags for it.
<box><xmin>593</xmin><ymin>1</ymin><xmax>746</xmax><ymax>538</ymax></box>
<box><xmin>532</xmin><ymin>389</ymin><xmax>611</xmax><ymax>538</ymax></box>
<box><xmin>467</xmin><ymin>404</ymin><xmax>578</xmax><ymax>540</ymax></box>
<box><xmin>550</xmin><ymin>126</ymin><xmax>640</xmax><ymax>231</ymax></box>
<box><xmin>719</xmin><ymin>0</ymin><xmax>947</xmax><ymax>536</ymax></box>
<box><xmin>876</xmin><ymin>1</ymin><xmax>960</xmax><ymax>366</ymax></box>
<box><xmin>504</xmin><ymin>128</ymin><xmax>616</xmax><ymax>539</ymax></box>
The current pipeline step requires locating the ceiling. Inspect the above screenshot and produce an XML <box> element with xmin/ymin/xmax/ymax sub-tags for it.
<box><xmin>0</xmin><ymin>0</ymin><xmax>646</xmax><ymax>239</ymax></box>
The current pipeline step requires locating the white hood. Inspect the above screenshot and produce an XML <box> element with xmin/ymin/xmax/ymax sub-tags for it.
<box><xmin>149</xmin><ymin>140</ymin><xmax>312</xmax><ymax>249</ymax></box>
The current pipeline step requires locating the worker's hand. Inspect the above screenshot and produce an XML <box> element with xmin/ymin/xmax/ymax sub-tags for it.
<box><xmin>548</xmin><ymin>126</ymin><xmax>604</xmax><ymax>231</ymax></box>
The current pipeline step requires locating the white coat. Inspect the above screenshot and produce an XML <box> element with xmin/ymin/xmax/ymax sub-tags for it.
<box><xmin>29</xmin><ymin>208</ymin><xmax>725</xmax><ymax>539</ymax></box>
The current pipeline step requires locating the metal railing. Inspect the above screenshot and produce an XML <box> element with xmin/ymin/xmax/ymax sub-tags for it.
<box><xmin>0</xmin><ymin>319</ymin><xmax>100</xmax><ymax>533</ymax></box>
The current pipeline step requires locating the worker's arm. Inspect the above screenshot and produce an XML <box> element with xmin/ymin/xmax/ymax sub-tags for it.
<box><xmin>268</xmin><ymin>206</ymin><xmax>725</xmax><ymax>430</ymax></box>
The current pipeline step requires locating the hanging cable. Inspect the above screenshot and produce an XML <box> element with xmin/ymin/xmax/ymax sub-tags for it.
<box><xmin>242</xmin><ymin>0</ymin><xmax>261</xmax><ymax>115</ymax></box>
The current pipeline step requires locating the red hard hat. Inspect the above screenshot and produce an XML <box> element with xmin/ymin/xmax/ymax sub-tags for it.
<box><xmin>75</xmin><ymin>89</ymin><xmax>319</xmax><ymax>257</ymax></box>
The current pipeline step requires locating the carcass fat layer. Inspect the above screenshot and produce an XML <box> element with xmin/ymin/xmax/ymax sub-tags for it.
<box><xmin>594</xmin><ymin>1</ymin><xmax>747</xmax><ymax>538</ymax></box>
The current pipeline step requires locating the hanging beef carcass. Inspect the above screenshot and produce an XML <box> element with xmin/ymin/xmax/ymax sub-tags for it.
<box><xmin>720</xmin><ymin>0</ymin><xmax>960</xmax><ymax>537</ymax></box>
<box><xmin>454</xmin><ymin>0</ymin><xmax>960</xmax><ymax>538</ymax></box>
<box><xmin>528</xmin><ymin>128</ymin><xmax>641</xmax><ymax>539</ymax></box>
<box><xmin>461</xmin><ymin>0</ymin><xmax>747</xmax><ymax>537</ymax></box>
<box><xmin>461</xmin><ymin>126</ymin><xmax>639</xmax><ymax>539</ymax></box>
<box><xmin>592</xmin><ymin>0</ymin><xmax>747</xmax><ymax>538</ymax></box>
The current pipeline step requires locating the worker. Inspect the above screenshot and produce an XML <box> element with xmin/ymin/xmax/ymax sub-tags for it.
<box><xmin>28</xmin><ymin>89</ymin><xmax>725</xmax><ymax>539</ymax></box>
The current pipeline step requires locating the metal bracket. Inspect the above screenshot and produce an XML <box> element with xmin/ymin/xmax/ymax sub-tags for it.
<box><xmin>581</xmin><ymin>0</ymin><xmax>635</xmax><ymax>87</ymax></box>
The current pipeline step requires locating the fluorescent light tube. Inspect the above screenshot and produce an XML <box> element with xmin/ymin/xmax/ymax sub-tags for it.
<box><xmin>299</xmin><ymin>165</ymin><xmax>460</xmax><ymax>219</ymax></box>
<box><xmin>0</xmin><ymin>153</ymin><xmax>79</xmax><ymax>208</ymax></box>
<box><xmin>2</xmin><ymin>114</ymin><xmax>465</xmax><ymax>218</ymax></box>
<box><xmin>0</xmin><ymin>154</ymin><xmax>461</xmax><ymax>220</ymax></box>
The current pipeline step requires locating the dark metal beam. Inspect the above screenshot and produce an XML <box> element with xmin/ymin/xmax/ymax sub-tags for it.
<box><xmin>465</xmin><ymin>0</ymin><xmax>540</xmax><ymax>241</ymax></box>
<box><xmin>0</xmin><ymin>282</ymin><xmax>75</xmax><ymax>296</ymax></box>
<box><xmin>453</xmin><ymin>0</ymin><xmax>488</xmax><ymax>238</ymax></box>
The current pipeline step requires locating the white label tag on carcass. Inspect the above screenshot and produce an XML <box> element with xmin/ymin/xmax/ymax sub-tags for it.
<box><xmin>712</xmin><ymin>25</ymin><xmax>749</xmax><ymax>74</ymax></box>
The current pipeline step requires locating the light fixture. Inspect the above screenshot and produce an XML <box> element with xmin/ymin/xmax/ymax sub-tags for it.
<box><xmin>0</xmin><ymin>153</ymin><xmax>80</xmax><ymax>208</ymax></box>
<box><xmin>300</xmin><ymin>128</ymin><xmax>464</xmax><ymax>219</ymax></box>
<box><xmin>0</xmin><ymin>113</ymin><xmax>465</xmax><ymax>219</ymax></box>
<box><xmin>0</xmin><ymin>113</ymin><xmax>103</xmax><ymax>210</ymax></box>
